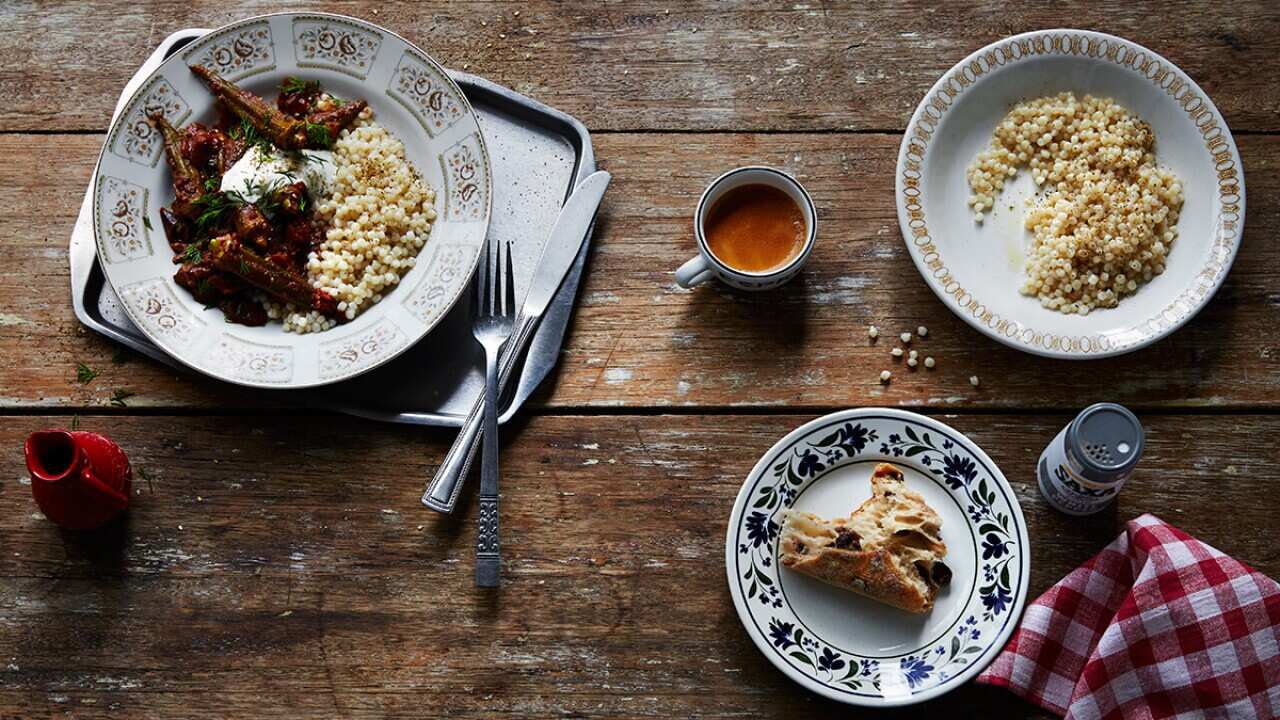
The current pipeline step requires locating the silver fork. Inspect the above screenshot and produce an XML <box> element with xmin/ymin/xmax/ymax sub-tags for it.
<box><xmin>473</xmin><ymin>237</ymin><xmax>516</xmax><ymax>587</ymax></box>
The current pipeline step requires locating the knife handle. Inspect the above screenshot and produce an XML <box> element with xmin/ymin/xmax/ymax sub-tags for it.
<box><xmin>422</xmin><ymin>312</ymin><xmax>540</xmax><ymax>513</ymax></box>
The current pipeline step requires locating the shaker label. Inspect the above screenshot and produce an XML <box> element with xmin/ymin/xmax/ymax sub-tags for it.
<box><xmin>1037</xmin><ymin>427</ymin><xmax>1124</xmax><ymax>515</ymax></box>
<box><xmin>1037</xmin><ymin>403</ymin><xmax>1143</xmax><ymax>516</ymax></box>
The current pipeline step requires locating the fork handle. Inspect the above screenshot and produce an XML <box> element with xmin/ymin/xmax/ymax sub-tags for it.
<box><xmin>422</xmin><ymin>312</ymin><xmax>539</xmax><ymax>513</ymax></box>
<box><xmin>475</xmin><ymin>343</ymin><xmax>501</xmax><ymax>587</ymax></box>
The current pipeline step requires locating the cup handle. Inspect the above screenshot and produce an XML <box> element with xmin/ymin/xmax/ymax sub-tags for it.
<box><xmin>676</xmin><ymin>255</ymin><xmax>714</xmax><ymax>288</ymax></box>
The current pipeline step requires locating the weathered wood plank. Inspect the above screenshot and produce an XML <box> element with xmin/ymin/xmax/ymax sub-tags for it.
<box><xmin>0</xmin><ymin>413</ymin><xmax>1276</xmax><ymax>717</ymax></box>
<box><xmin>2</xmin><ymin>1</ymin><xmax>1278</xmax><ymax>133</ymax></box>
<box><xmin>1</xmin><ymin>133</ymin><xmax>1276</xmax><ymax>411</ymax></box>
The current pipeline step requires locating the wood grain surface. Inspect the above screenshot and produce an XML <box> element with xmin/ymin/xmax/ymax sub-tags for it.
<box><xmin>2</xmin><ymin>1</ymin><xmax>1279</xmax><ymax>133</ymax></box>
<box><xmin>3</xmin><ymin>2</ymin><xmax>1279</xmax><ymax>718</ymax></box>
<box><xmin>2</xmin><ymin>133</ymin><xmax>1277</xmax><ymax>411</ymax></box>
<box><xmin>3</xmin><ymin>413</ymin><xmax>1278</xmax><ymax>718</ymax></box>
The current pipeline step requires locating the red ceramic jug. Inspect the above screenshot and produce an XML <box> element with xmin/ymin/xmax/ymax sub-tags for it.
<box><xmin>24</xmin><ymin>429</ymin><xmax>132</xmax><ymax>530</ymax></box>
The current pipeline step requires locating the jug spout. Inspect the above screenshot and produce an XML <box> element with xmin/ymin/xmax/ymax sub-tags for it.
<box><xmin>25</xmin><ymin>429</ymin><xmax>82</xmax><ymax>483</ymax></box>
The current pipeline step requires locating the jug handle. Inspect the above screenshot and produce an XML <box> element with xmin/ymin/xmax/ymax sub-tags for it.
<box><xmin>79</xmin><ymin>467</ymin><xmax>130</xmax><ymax>511</ymax></box>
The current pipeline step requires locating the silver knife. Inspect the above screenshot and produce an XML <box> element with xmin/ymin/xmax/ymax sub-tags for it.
<box><xmin>422</xmin><ymin>170</ymin><xmax>611</xmax><ymax>512</ymax></box>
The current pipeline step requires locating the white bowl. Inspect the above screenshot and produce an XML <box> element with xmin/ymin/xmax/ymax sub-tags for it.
<box><xmin>896</xmin><ymin>29</ymin><xmax>1245</xmax><ymax>359</ymax></box>
<box><xmin>92</xmin><ymin>13</ymin><xmax>491</xmax><ymax>388</ymax></box>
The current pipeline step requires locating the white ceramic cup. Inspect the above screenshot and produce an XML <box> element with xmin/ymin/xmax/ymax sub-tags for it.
<box><xmin>676</xmin><ymin>166</ymin><xmax>817</xmax><ymax>291</ymax></box>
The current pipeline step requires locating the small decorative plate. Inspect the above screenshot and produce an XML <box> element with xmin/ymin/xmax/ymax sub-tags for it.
<box><xmin>895</xmin><ymin>29</ymin><xmax>1245</xmax><ymax>359</ymax></box>
<box><xmin>725</xmin><ymin>409</ymin><xmax>1030</xmax><ymax>706</ymax></box>
<box><xmin>92</xmin><ymin>13</ymin><xmax>491</xmax><ymax>388</ymax></box>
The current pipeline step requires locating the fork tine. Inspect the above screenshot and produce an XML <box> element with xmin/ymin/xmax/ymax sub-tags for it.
<box><xmin>488</xmin><ymin>238</ymin><xmax>498</xmax><ymax>318</ymax></box>
<box><xmin>503</xmin><ymin>239</ymin><xmax>516</xmax><ymax>318</ymax></box>
<box><xmin>486</xmin><ymin>238</ymin><xmax>497</xmax><ymax>317</ymax></box>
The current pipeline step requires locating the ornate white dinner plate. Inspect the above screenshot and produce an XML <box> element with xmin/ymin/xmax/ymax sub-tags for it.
<box><xmin>92</xmin><ymin>13</ymin><xmax>491</xmax><ymax>388</ymax></box>
<box><xmin>896</xmin><ymin>29</ymin><xmax>1244</xmax><ymax>359</ymax></box>
<box><xmin>726</xmin><ymin>409</ymin><xmax>1030</xmax><ymax>706</ymax></box>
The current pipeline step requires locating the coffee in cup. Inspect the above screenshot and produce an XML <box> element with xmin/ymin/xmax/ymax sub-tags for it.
<box><xmin>676</xmin><ymin>167</ymin><xmax>816</xmax><ymax>291</ymax></box>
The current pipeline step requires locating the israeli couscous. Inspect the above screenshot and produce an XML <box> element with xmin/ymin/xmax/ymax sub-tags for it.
<box><xmin>967</xmin><ymin>93</ymin><xmax>1184</xmax><ymax>315</ymax></box>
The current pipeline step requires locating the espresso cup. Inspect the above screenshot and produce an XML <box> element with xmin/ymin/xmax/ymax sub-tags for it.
<box><xmin>675</xmin><ymin>166</ymin><xmax>817</xmax><ymax>291</ymax></box>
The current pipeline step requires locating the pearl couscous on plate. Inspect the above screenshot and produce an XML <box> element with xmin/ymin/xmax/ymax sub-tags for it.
<box><xmin>270</xmin><ymin>103</ymin><xmax>437</xmax><ymax>334</ymax></box>
<box><xmin>967</xmin><ymin>92</ymin><xmax>1184</xmax><ymax>315</ymax></box>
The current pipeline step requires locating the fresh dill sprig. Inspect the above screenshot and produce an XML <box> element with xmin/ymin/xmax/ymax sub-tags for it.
<box><xmin>193</xmin><ymin>194</ymin><xmax>232</xmax><ymax>231</ymax></box>
<box><xmin>75</xmin><ymin>362</ymin><xmax>100</xmax><ymax>384</ymax></box>
<box><xmin>181</xmin><ymin>243</ymin><xmax>204</xmax><ymax>265</ymax></box>
<box><xmin>304</xmin><ymin>121</ymin><xmax>332</xmax><ymax>148</ymax></box>
<box><xmin>109</xmin><ymin>389</ymin><xmax>135</xmax><ymax>407</ymax></box>
<box><xmin>281</xmin><ymin>76</ymin><xmax>320</xmax><ymax>96</ymax></box>
<box><xmin>230</xmin><ymin>117</ymin><xmax>273</xmax><ymax>156</ymax></box>
<box><xmin>143</xmin><ymin>216</ymin><xmax>153</xmax><ymax>231</ymax></box>
<box><xmin>246</xmin><ymin>178</ymin><xmax>286</xmax><ymax>219</ymax></box>
<box><xmin>203</xmin><ymin>176</ymin><xmax>220</xmax><ymax>193</ymax></box>
<box><xmin>193</xmin><ymin>191</ymin><xmax>246</xmax><ymax>231</ymax></box>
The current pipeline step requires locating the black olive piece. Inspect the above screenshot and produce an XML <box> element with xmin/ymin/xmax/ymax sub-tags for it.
<box><xmin>834</xmin><ymin>530</ymin><xmax>860</xmax><ymax>550</ymax></box>
<box><xmin>915</xmin><ymin>560</ymin><xmax>954</xmax><ymax>588</ymax></box>
<box><xmin>915</xmin><ymin>560</ymin><xmax>934</xmax><ymax>586</ymax></box>
<box><xmin>931</xmin><ymin>561</ymin><xmax>953</xmax><ymax>586</ymax></box>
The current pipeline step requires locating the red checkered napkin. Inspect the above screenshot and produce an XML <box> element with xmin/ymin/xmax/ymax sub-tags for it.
<box><xmin>977</xmin><ymin>514</ymin><xmax>1280</xmax><ymax>719</ymax></box>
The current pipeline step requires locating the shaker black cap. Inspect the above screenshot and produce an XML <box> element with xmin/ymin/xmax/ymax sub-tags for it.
<box><xmin>1066</xmin><ymin>402</ymin><xmax>1144</xmax><ymax>480</ymax></box>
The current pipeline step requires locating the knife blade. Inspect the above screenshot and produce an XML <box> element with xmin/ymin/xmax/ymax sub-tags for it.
<box><xmin>518</xmin><ymin>170</ymin><xmax>611</xmax><ymax>318</ymax></box>
<box><xmin>422</xmin><ymin>170</ymin><xmax>611</xmax><ymax>512</ymax></box>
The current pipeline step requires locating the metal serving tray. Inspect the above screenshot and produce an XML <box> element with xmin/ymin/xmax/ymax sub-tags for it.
<box><xmin>70</xmin><ymin>28</ymin><xmax>599</xmax><ymax>427</ymax></box>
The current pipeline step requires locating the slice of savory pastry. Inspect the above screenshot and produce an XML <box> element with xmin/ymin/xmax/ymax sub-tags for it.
<box><xmin>779</xmin><ymin>463</ymin><xmax>951</xmax><ymax>613</ymax></box>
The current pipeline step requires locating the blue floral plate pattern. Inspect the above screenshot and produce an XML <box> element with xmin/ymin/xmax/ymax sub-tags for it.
<box><xmin>725</xmin><ymin>409</ymin><xmax>1030</xmax><ymax>706</ymax></box>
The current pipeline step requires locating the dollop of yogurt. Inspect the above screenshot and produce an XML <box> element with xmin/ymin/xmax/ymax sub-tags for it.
<box><xmin>220</xmin><ymin>145</ymin><xmax>335</xmax><ymax>203</ymax></box>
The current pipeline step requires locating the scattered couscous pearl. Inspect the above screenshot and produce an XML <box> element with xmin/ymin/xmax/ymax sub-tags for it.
<box><xmin>891</xmin><ymin>348</ymin><xmax>904</xmax><ymax>358</ymax></box>
<box><xmin>868</xmin><ymin>325</ymin><xmax>879</xmax><ymax>339</ymax></box>
<box><xmin>908</xmin><ymin>349</ymin><xmax>918</xmax><ymax>360</ymax></box>
<box><xmin>924</xmin><ymin>356</ymin><xmax>936</xmax><ymax>369</ymax></box>
<box><xmin>879</xmin><ymin>370</ymin><xmax>891</xmax><ymax>383</ymax></box>
<box><xmin>907</xmin><ymin>358</ymin><xmax>918</xmax><ymax>368</ymax></box>
<box><xmin>917</xmin><ymin>326</ymin><xmax>928</xmax><ymax>337</ymax></box>
<box><xmin>970</xmin><ymin>375</ymin><xmax>980</xmax><ymax>387</ymax></box>
<box><xmin>900</xmin><ymin>332</ymin><xmax>912</xmax><ymax>343</ymax></box>
<box><xmin>177</xmin><ymin>525</ymin><xmax>184</xmax><ymax>531</ymax></box>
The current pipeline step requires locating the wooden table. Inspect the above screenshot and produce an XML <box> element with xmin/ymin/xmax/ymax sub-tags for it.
<box><xmin>3</xmin><ymin>2</ymin><xmax>1278</xmax><ymax>717</ymax></box>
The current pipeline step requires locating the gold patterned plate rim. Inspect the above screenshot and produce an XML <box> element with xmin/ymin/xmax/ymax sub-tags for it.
<box><xmin>91</xmin><ymin>12</ymin><xmax>492</xmax><ymax>389</ymax></box>
<box><xmin>894</xmin><ymin>28</ymin><xmax>1246</xmax><ymax>360</ymax></box>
